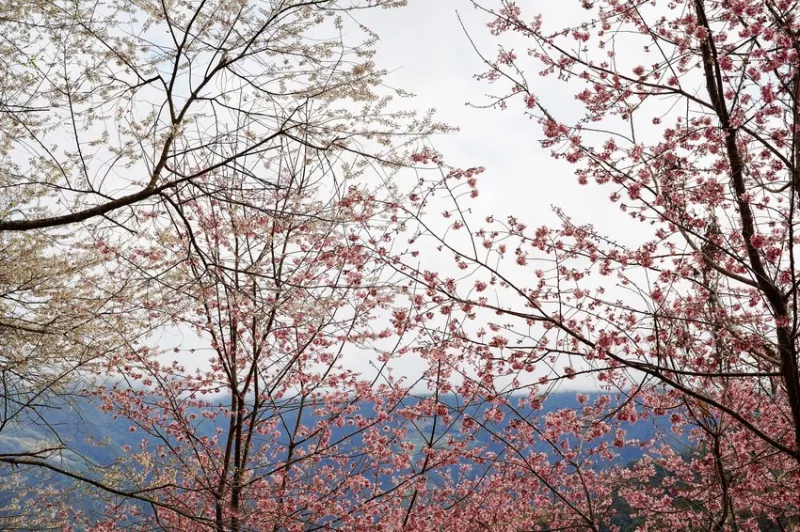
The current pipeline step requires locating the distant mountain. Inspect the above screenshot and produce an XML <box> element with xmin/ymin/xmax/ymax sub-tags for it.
<box><xmin>0</xmin><ymin>392</ymin><xmax>689</xmax><ymax>528</ymax></box>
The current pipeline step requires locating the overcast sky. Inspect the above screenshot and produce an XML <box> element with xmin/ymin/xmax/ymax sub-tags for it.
<box><xmin>357</xmin><ymin>1</ymin><xmax>637</xmax><ymax>241</ymax></box>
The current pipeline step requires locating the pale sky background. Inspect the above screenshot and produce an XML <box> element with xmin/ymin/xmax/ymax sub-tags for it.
<box><xmin>359</xmin><ymin>0</ymin><xmax>637</xmax><ymax>239</ymax></box>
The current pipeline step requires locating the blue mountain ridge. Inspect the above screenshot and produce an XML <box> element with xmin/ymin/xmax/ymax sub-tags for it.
<box><xmin>0</xmin><ymin>392</ymin><xmax>691</xmax><ymax>527</ymax></box>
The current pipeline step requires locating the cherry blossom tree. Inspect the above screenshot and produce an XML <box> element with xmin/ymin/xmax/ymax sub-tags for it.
<box><xmin>0</xmin><ymin>199</ymin><xmax>166</xmax><ymax>529</ymax></box>
<box><xmin>385</xmin><ymin>0</ymin><xmax>800</xmax><ymax>528</ymax></box>
<box><xmin>78</xmin><ymin>140</ymin><xmax>420</xmax><ymax>530</ymax></box>
<box><xmin>0</xmin><ymin>0</ymin><xmax>420</xmax><ymax>232</ymax></box>
<box><xmin>51</xmin><ymin>111</ymin><xmax>515</xmax><ymax>532</ymax></box>
<box><xmin>0</xmin><ymin>0</ymin><xmax>452</xmax><ymax>528</ymax></box>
